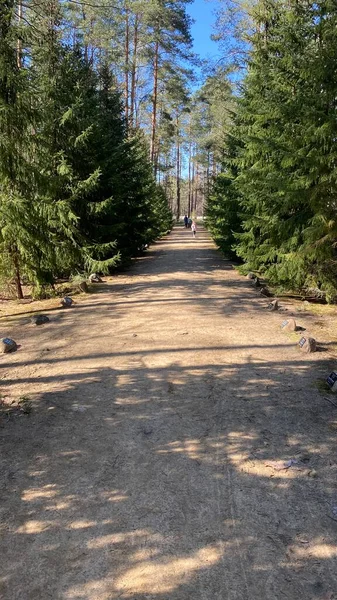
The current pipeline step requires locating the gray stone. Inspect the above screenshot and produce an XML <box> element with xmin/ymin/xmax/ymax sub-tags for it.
<box><xmin>61</xmin><ymin>296</ymin><xmax>73</xmax><ymax>308</ymax></box>
<box><xmin>281</xmin><ymin>318</ymin><xmax>296</xmax><ymax>332</ymax></box>
<box><xmin>327</xmin><ymin>371</ymin><xmax>337</xmax><ymax>392</ymax></box>
<box><xmin>260</xmin><ymin>287</ymin><xmax>272</xmax><ymax>297</ymax></box>
<box><xmin>89</xmin><ymin>273</ymin><xmax>102</xmax><ymax>283</ymax></box>
<box><xmin>247</xmin><ymin>272</ymin><xmax>255</xmax><ymax>280</ymax></box>
<box><xmin>299</xmin><ymin>336</ymin><xmax>316</xmax><ymax>353</ymax></box>
<box><xmin>1</xmin><ymin>337</ymin><xmax>17</xmax><ymax>353</ymax></box>
<box><xmin>267</xmin><ymin>299</ymin><xmax>279</xmax><ymax>311</ymax></box>
<box><xmin>31</xmin><ymin>314</ymin><xmax>50</xmax><ymax>326</ymax></box>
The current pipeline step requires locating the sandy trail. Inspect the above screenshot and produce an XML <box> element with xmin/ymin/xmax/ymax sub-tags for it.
<box><xmin>1</xmin><ymin>226</ymin><xmax>337</xmax><ymax>600</ymax></box>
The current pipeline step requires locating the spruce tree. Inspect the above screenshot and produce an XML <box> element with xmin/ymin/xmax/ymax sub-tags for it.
<box><xmin>233</xmin><ymin>0</ymin><xmax>337</xmax><ymax>298</ymax></box>
<box><xmin>0</xmin><ymin>0</ymin><xmax>49</xmax><ymax>298</ymax></box>
<box><xmin>205</xmin><ymin>125</ymin><xmax>243</xmax><ymax>260</ymax></box>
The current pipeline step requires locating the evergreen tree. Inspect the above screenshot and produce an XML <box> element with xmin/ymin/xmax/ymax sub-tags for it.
<box><xmin>205</xmin><ymin>123</ymin><xmax>243</xmax><ymax>260</ymax></box>
<box><xmin>0</xmin><ymin>0</ymin><xmax>174</xmax><ymax>298</ymax></box>
<box><xmin>235</xmin><ymin>0</ymin><xmax>337</xmax><ymax>298</ymax></box>
<box><xmin>0</xmin><ymin>0</ymin><xmax>60</xmax><ymax>298</ymax></box>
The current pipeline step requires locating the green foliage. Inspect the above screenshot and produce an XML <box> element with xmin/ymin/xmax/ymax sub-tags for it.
<box><xmin>0</xmin><ymin>1</ymin><xmax>172</xmax><ymax>298</ymax></box>
<box><xmin>206</xmin><ymin>172</ymin><xmax>242</xmax><ymax>260</ymax></box>
<box><xmin>207</xmin><ymin>0</ymin><xmax>337</xmax><ymax>301</ymax></box>
<box><xmin>204</xmin><ymin>96</ymin><xmax>243</xmax><ymax>260</ymax></box>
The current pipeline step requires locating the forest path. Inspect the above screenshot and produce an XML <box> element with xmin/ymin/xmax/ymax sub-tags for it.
<box><xmin>1</xmin><ymin>226</ymin><xmax>337</xmax><ymax>600</ymax></box>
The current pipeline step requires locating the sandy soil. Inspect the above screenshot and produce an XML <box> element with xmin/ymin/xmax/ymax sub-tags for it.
<box><xmin>1</xmin><ymin>226</ymin><xmax>337</xmax><ymax>600</ymax></box>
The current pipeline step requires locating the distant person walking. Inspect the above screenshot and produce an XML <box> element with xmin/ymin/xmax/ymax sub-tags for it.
<box><xmin>191</xmin><ymin>221</ymin><xmax>197</xmax><ymax>238</ymax></box>
<box><xmin>184</xmin><ymin>215</ymin><xmax>188</xmax><ymax>228</ymax></box>
<box><xmin>187</xmin><ymin>217</ymin><xmax>192</xmax><ymax>228</ymax></box>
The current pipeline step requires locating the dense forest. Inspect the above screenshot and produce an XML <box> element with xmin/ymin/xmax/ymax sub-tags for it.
<box><xmin>1</xmin><ymin>0</ymin><xmax>191</xmax><ymax>298</ymax></box>
<box><xmin>206</xmin><ymin>0</ymin><xmax>337</xmax><ymax>301</ymax></box>
<box><xmin>2</xmin><ymin>0</ymin><xmax>337</xmax><ymax>300</ymax></box>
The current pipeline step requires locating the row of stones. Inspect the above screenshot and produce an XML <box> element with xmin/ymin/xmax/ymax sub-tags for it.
<box><xmin>247</xmin><ymin>272</ymin><xmax>316</xmax><ymax>353</ymax></box>
<box><xmin>250</xmin><ymin>271</ymin><xmax>337</xmax><ymax>392</ymax></box>
<box><xmin>1</xmin><ymin>296</ymin><xmax>70</xmax><ymax>353</ymax></box>
<box><xmin>1</xmin><ymin>272</ymin><xmax>104</xmax><ymax>354</ymax></box>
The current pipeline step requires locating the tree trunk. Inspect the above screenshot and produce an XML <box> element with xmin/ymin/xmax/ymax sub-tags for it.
<box><xmin>207</xmin><ymin>149</ymin><xmax>210</xmax><ymax>196</ymax></box>
<box><xmin>13</xmin><ymin>250</ymin><xmax>23</xmax><ymax>300</ymax></box>
<box><xmin>195</xmin><ymin>165</ymin><xmax>199</xmax><ymax>214</ymax></box>
<box><xmin>130</xmin><ymin>13</ymin><xmax>139</xmax><ymax>127</ymax></box>
<box><xmin>212</xmin><ymin>152</ymin><xmax>217</xmax><ymax>177</ymax></box>
<box><xmin>17</xmin><ymin>0</ymin><xmax>23</xmax><ymax>68</ymax></box>
<box><xmin>81</xmin><ymin>5</ymin><xmax>88</xmax><ymax>62</ymax></box>
<box><xmin>191</xmin><ymin>150</ymin><xmax>195</xmax><ymax>214</ymax></box>
<box><xmin>125</xmin><ymin>6</ymin><xmax>130</xmax><ymax>127</ymax></box>
<box><xmin>176</xmin><ymin>133</ymin><xmax>180</xmax><ymax>220</ymax></box>
<box><xmin>150</xmin><ymin>39</ymin><xmax>159</xmax><ymax>164</ymax></box>
<box><xmin>188</xmin><ymin>141</ymin><xmax>192</xmax><ymax>216</ymax></box>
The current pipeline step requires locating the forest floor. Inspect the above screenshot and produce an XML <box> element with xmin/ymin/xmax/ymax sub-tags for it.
<box><xmin>1</xmin><ymin>225</ymin><xmax>337</xmax><ymax>600</ymax></box>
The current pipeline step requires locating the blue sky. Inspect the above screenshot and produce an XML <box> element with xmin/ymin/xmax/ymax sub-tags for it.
<box><xmin>187</xmin><ymin>0</ymin><xmax>221</xmax><ymax>61</ymax></box>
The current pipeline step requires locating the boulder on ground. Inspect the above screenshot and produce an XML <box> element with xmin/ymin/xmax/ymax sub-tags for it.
<box><xmin>267</xmin><ymin>299</ymin><xmax>279</xmax><ymax>311</ymax></box>
<box><xmin>79</xmin><ymin>281</ymin><xmax>89</xmax><ymax>293</ymax></box>
<box><xmin>281</xmin><ymin>318</ymin><xmax>296</xmax><ymax>332</ymax></box>
<box><xmin>247</xmin><ymin>272</ymin><xmax>255</xmax><ymax>280</ymax></box>
<box><xmin>327</xmin><ymin>372</ymin><xmax>337</xmax><ymax>392</ymax></box>
<box><xmin>31</xmin><ymin>314</ymin><xmax>50</xmax><ymax>326</ymax></box>
<box><xmin>89</xmin><ymin>273</ymin><xmax>102</xmax><ymax>283</ymax></box>
<box><xmin>260</xmin><ymin>287</ymin><xmax>272</xmax><ymax>297</ymax></box>
<box><xmin>299</xmin><ymin>336</ymin><xmax>316</xmax><ymax>353</ymax></box>
<box><xmin>61</xmin><ymin>296</ymin><xmax>73</xmax><ymax>308</ymax></box>
<box><xmin>1</xmin><ymin>337</ymin><xmax>17</xmax><ymax>353</ymax></box>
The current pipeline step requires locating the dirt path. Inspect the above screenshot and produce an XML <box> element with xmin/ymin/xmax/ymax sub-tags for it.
<box><xmin>1</xmin><ymin>226</ymin><xmax>337</xmax><ymax>600</ymax></box>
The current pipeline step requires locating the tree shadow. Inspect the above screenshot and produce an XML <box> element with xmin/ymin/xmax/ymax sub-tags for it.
<box><xmin>1</xmin><ymin>226</ymin><xmax>337</xmax><ymax>599</ymax></box>
<box><xmin>1</xmin><ymin>350</ymin><xmax>337</xmax><ymax>599</ymax></box>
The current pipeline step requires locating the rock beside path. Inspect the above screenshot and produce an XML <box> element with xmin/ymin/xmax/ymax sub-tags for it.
<box><xmin>268</xmin><ymin>299</ymin><xmax>279</xmax><ymax>311</ymax></box>
<box><xmin>61</xmin><ymin>296</ymin><xmax>73</xmax><ymax>308</ymax></box>
<box><xmin>260</xmin><ymin>287</ymin><xmax>272</xmax><ymax>297</ymax></box>
<box><xmin>89</xmin><ymin>273</ymin><xmax>102</xmax><ymax>283</ymax></box>
<box><xmin>1</xmin><ymin>338</ymin><xmax>17</xmax><ymax>353</ymax></box>
<box><xmin>31</xmin><ymin>314</ymin><xmax>50</xmax><ymax>326</ymax></box>
<box><xmin>281</xmin><ymin>318</ymin><xmax>296</xmax><ymax>332</ymax></box>
<box><xmin>299</xmin><ymin>336</ymin><xmax>317</xmax><ymax>353</ymax></box>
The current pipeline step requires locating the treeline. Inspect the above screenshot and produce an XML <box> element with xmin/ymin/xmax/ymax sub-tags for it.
<box><xmin>60</xmin><ymin>0</ymin><xmax>195</xmax><ymax>217</ymax></box>
<box><xmin>1</xmin><ymin>0</ymin><xmax>191</xmax><ymax>298</ymax></box>
<box><xmin>206</xmin><ymin>0</ymin><xmax>337</xmax><ymax>301</ymax></box>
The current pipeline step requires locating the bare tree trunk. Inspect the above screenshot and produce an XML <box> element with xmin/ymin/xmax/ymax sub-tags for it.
<box><xmin>134</xmin><ymin>73</ymin><xmax>140</xmax><ymax>127</ymax></box>
<box><xmin>150</xmin><ymin>39</ymin><xmax>159</xmax><ymax>163</ymax></box>
<box><xmin>89</xmin><ymin>17</ymin><xmax>96</xmax><ymax>65</ymax></box>
<box><xmin>207</xmin><ymin>149</ymin><xmax>210</xmax><ymax>196</ymax></box>
<box><xmin>81</xmin><ymin>4</ymin><xmax>88</xmax><ymax>62</ymax></box>
<box><xmin>176</xmin><ymin>130</ymin><xmax>180</xmax><ymax>220</ymax></box>
<box><xmin>125</xmin><ymin>6</ymin><xmax>130</xmax><ymax>127</ymax></box>
<box><xmin>130</xmin><ymin>13</ymin><xmax>139</xmax><ymax>127</ymax></box>
<box><xmin>14</xmin><ymin>1</ymin><xmax>23</xmax><ymax>299</ymax></box>
<box><xmin>13</xmin><ymin>250</ymin><xmax>23</xmax><ymax>300</ymax></box>
<box><xmin>17</xmin><ymin>0</ymin><xmax>23</xmax><ymax>68</ymax></box>
<box><xmin>188</xmin><ymin>141</ymin><xmax>192</xmax><ymax>216</ymax></box>
<box><xmin>195</xmin><ymin>165</ymin><xmax>199</xmax><ymax>215</ymax></box>
<box><xmin>191</xmin><ymin>152</ymin><xmax>195</xmax><ymax>215</ymax></box>
<box><xmin>212</xmin><ymin>152</ymin><xmax>216</xmax><ymax>176</ymax></box>
<box><xmin>155</xmin><ymin>144</ymin><xmax>160</xmax><ymax>179</ymax></box>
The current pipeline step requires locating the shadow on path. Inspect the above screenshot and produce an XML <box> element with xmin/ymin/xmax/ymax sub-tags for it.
<box><xmin>1</xmin><ymin>227</ymin><xmax>337</xmax><ymax>600</ymax></box>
